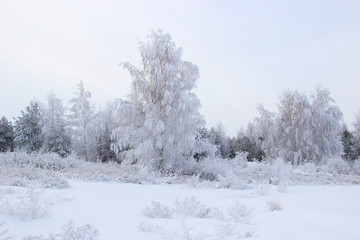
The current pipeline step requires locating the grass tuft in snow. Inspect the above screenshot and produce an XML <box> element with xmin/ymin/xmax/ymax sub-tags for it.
<box><xmin>267</xmin><ymin>200</ymin><xmax>283</xmax><ymax>211</ymax></box>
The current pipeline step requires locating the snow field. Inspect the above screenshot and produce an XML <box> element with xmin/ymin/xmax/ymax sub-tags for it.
<box><xmin>1</xmin><ymin>182</ymin><xmax>360</xmax><ymax>240</ymax></box>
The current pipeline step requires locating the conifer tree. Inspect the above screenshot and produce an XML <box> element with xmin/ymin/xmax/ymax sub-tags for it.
<box><xmin>0</xmin><ymin>116</ymin><xmax>14</xmax><ymax>152</ymax></box>
<box><xmin>14</xmin><ymin>101</ymin><xmax>43</xmax><ymax>152</ymax></box>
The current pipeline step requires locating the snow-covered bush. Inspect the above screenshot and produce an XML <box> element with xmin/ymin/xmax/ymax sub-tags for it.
<box><xmin>0</xmin><ymin>222</ymin><xmax>11</xmax><ymax>240</ymax></box>
<box><xmin>18</xmin><ymin>188</ymin><xmax>49</xmax><ymax>220</ymax></box>
<box><xmin>324</xmin><ymin>157</ymin><xmax>351</xmax><ymax>175</ymax></box>
<box><xmin>267</xmin><ymin>200</ymin><xmax>282</xmax><ymax>211</ymax></box>
<box><xmin>174</xmin><ymin>196</ymin><xmax>214</xmax><ymax>218</ymax></box>
<box><xmin>268</xmin><ymin>158</ymin><xmax>292</xmax><ymax>184</ymax></box>
<box><xmin>23</xmin><ymin>221</ymin><xmax>99</xmax><ymax>240</ymax></box>
<box><xmin>196</xmin><ymin>157</ymin><xmax>229</xmax><ymax>181</ymax></box>
<box><xmin>251</xmin><ymin>183</ymin><xmax>271</xmax><ymax>196</ymax></box>
<box><xmin>276</xmin><ymin>182</ymin><xmax>288</xmax><ymax>193</ymax></box>
<box><xmin>159</xmin><ymin>221</ymin><xmax>210</xmax><ymax>240</ymax></box>
<box><xmin>227</xmin><ymin>202</ymin><xmax>252</xmax><ymax>224</ymax></box>
<box><xmin>351</xmin><ymin>160</ymin><xmax>360</xmax><ymax>175</ymax></box>
<box><xmin>3</xmin><ymin>187</ymin><xmax>49</xmax><ymax>221</ymax></box>
<box><xmin>216</xmin><ymin>174</ymin><xmax>248</xmax><ymax>190</ymax></box>
<box><xmin>229</xmin><ymin>152</ymin><xmax>249</xmax><ymax>168</ymax></box>
<box><xmin>142</xmin><ymin>201</ymin><xmax>173</xmax><ymax>218</ymax></box>
<box><xmin>137</xmin><ymin>221</ymin><xmax>163</xmax><ymax>233</ymax></box>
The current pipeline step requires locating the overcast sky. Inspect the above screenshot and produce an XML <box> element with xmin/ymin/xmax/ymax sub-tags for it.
<box><xmin>1</xmin><ymin>0</ymin><xmax>359</xmax><ymax>136</ymax></box>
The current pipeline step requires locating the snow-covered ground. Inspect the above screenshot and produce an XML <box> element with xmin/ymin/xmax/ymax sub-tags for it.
<box><xmin>1</xmin><ymin>181</ymin><xmax>360</xmax><ymax>240</ymax></box>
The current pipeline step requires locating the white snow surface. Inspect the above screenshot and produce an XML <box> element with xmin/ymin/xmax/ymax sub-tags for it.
<box><xmin>1</xmin><ymin>181</ymin><xmax>360</xmax><ymax>240</ymax></box>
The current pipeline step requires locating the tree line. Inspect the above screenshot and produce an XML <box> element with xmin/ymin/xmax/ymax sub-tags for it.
<box><xmin>1</xmin><ymin>30</ymin><xmax>359</xmax><ymax>172</ymax></box>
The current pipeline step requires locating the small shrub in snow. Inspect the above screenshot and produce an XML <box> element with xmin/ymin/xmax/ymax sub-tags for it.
<box><xmin>351</xmin><ymin>160</ymin><xmax>360</xmax><ymax>175</ymax></box>
<box><xmin>43</xmin><ymin>177</ymin><xmax>69</xmax><ymax>189</ymax></box>
<box><xmin>276</xmin><ymin>182</ymin><xmax>288</xmax><ymax>193</ymax></box>
<box><xmin>159</xmin><ymin>221</ymin><xmax>209</xmax><ymax>240</ymax></box>
<box><xmin>142</xmin><ymin>201</ymin><xmax>173</xmax><ymax>218</ymax></box>
<box><xmin>216</xmin><ymin>174</ymin><xmax>248</xmax><ymax>190</ymax></box>
<box><xmin>3</xmin><ymin>188</ymin><xmax>49</xmax><ymax>221</ymax></box>
<box><xmin>227</xmin><ymin>202</ymin><xmax>252</xmax><ymax>224</ymax></box>
<box><xmin>240</xmin><ymin>229</ymin><xmax>256</xmax><ymax>238</ymax></box>
<box><xmin>137</xmin><ymin>221</ymin><xmax>162</xmax><ymax>233</ymax></box>
<box><xmin>215</xmin><ymin>222</ymin><xmax>236</xmax><ymax>236</ymax></box>
<box><xmin>174</xmin><ymin>196</ymin><xmax>213</xmax><ymax>218</ymax></box>
<box><xmin>229</xmin><ymin>152</ymin><xmax>249</xmax><ymax>169</ymax></box>
<box><xmin>24</xmin><ymin>221</ymin><xmax>99</xmax><ymax>240</ymax></box>
<box><xmin>18</xmin><ymin>188</ymin><xmax>49</xmax><ymax>220</ymax></box>
<box><xmin>267</xmin><ymin>200</ymin><xmax>282</xmax><ymax>211</ymax></box>
<box><xmin>269</xmin><ymin>158</ymin><xmax>292</xmax><ymax>184</ymax></box>
<box><xmin>325</xmin><ymin>157</ymin><xmax>351</xmax><ymax>175</ymax></box>
<box><xmin>251</xmin><ymin>183</ymin><xmax>271</xmax><ymax>196</ymax></box>
<box><xmin>58</xmin><ymin>221</ymin><xmax>99</xmax><ymax>240</ymax></box>
<box><xmin>0</xmin><ymin>222</ymin><xmax>11</xmax><ymax>240</ymax></box>
<box><xmin>196</xmin><ymin>157</ymin><xmax>230</xmax><ymax>181</ymax></box>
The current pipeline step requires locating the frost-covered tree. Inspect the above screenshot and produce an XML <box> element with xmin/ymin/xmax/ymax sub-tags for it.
<box><xmin>0</xmin><ymin>116</ymin><xmax>14</xmax><ymax>152</ymax></box>
<box><xmin>112</xmin><ymin>30</ymin><xmax>208</xmax><ymax>172</ymax></box>
<box><xmin>253</xmin><ymin>104</ymin><xmax>277</xmax><ymax>159</ymax></box>
<box><xmin>309</xmin><ymin>87</ymin><xmax>343</xmax><ymax>162</ymax></box>
<box><xmin>253</xmin><ymin>87</ymin><xmax>343</xmax><ymax>164</ymax></box>
<box><xmin>42</xmin><ymin>92</ymin><xmax>71</xmax><ymax>157</ymax></box>
<box><xmin>193</xmin><ymin>127</ymin><xmax>217</xmax><ymax>161</ymax></box>
<box><xmin>230</xmin><ymin>130</ymin><xmax>264</xmax><ymax>161</ymax></box>
<box><xmin>14</xmin><ymin>100</ymin><xmax>43</xmax><ymax>152</ymax></box>
<box><xmin>69</xmin><ymin>80</ymin><xmax>94</xmax><ymax>161</ymax></box>
<box><xmin>89</xmin><ymin>103</ymin><xmax>118</xmax><ymax>162</ymax></box>
<box><xmin>354</xmin><ymin>110</ymin><xmax>360</xmax><ymax>140</ymax></box>
<box><xmin>276</xmin><ymin>90</ymin><xmax>313</xmax><ymax>164</ymax></box>
<box><xmin>209</xmin><ymin>123</ymin><xmax>230</xmax><ymax>158</ymax></box>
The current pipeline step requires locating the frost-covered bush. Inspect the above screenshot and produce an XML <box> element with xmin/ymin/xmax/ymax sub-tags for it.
<box><xmin>324</xmin><ymin>157</ymin><xmax>351</xmax><ymax>175</ymax></box>
<box><xmin>3</xmin><ymin>187</ymin><xmax>49</xmax><ymax>221</ymax></box>
<box><xmin>215</xmin><ymin>222</ymin><xmax>236</xmax><ymax>236</ymax></box>
<box><xmin>293</xmin><ymin>162</ymin><xmax>319</xmax><ymax>176</ymax></box>
<box><xmin>142</xmin><ymin>201</ymin><xmax>173</xmax><ymax>218</ymax></box>
<box><xmin>351</xmin><ymin>160</ymin><xmax>360</xmax><ymax>175</ymax></box>
<box><xmin>0</xmin><ymin>152</ymin><xmax>162</xmax><ymax>185</ymax></box>
<box><xmin>268</xmin><ymin>158</ymin><xmax>292</xmax><ymax>184</ymax></box>
<box><xmin>196</xmin><ymin>157</ymin><xmax>229</xmax><ymax>181</ymax></box>
<box><xmin>23</xmin><ymin>221</ymin><xmax>99</xmax><ymax>240</ymax></box>
<box><xmin>159</xmin><ymin>221</ymin><xmax>210</xmax><ymax>240</ymax></box>
<box><xmin>227</xmin><ymin>202</ymin><xmax>252</xmax><ymax>224</ymax></box>
<box><xmin>216</xmin><ymin>174</ymin><xmax>248</xmax><ymax>190</ymax></box>
<box><xmin>18</xmin><ymin>188</ymin><xmax>49</xmax><ymax>220</ymax></box>
<box><xmin>229</xmin><ymin>152</ymin><xmax>249</xmax><ymax>169</ymax></box>
<box><xmin>251</xmin><ymin>183</ymin><xmax>271</xmax><ymax>196</ymax></box>
<box><xmin>0</xmin><ymin>167</ymin><xmax>69</xmax><ymax>189</ymax></box>
<box><xmin>0</xmin><ymin>222</ymin><xmax>11</xmax><ymax>240</ymax></box>
<box><xmin>137</xmin><ymin>221</ymin><xmax>163</xmax><ymax>233</ymax></box>
<box><xmin>267</xmin><ymin>200</ymin><xmax>282</xmax><ymax>211</ymax></box>
<box><xmin>276</xmin><ymin>182</ymin><xmax>288</xmax><ymax>193</ymax></box>
<box><xmin>174</xmin><ymin>196</ymin><xmax>214</xmax><ymax>218</ymax></box>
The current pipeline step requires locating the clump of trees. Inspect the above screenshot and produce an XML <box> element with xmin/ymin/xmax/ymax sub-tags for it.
<box><xmin>1</xmin><ymin>30</ymin><xmax>360</xmax><ymax>169</ymax></box>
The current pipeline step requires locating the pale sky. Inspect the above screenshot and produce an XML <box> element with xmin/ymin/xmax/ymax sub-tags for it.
<box><xmin>1</xmin><ymin>0</ymin><xmax>359</xmax><ymax>136</ymax></box>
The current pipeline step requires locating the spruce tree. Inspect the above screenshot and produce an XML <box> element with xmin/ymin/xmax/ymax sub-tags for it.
<box><xmin>0</xmin><ymin>116</ymin><xmax>14</xmax><ymax>152</ymax></box>
<box><xmin>14</xmin><ymin>101</ymin><xmax>43</xmax><ymax>152</ymax></box>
